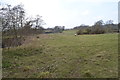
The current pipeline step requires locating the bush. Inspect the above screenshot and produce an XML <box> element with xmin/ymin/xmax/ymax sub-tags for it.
<box><xmin>77</xmin><ymin>28</ymin><xmax>92</xmax><ymax>35</ymax></box>
<box><xmin>2</xmin><ymin>36</ymin><xmax>25</xmax><ymax>48</ymax></box>
<box><xmin>77</xmin><ymin>29</ymin><xmax>83</xmax><ymax>35</ymax></box>
<box><xmin>91</xmin><ymin>28</ymin><xmax>105</xmax><ymax>34</ymax></box>
<box><xmin>86</xmin><ymin>28</ymin><xmax>92</xmax><ymax>34</ymax></box>
<box><xmin>83</xmin><ymin>28</ymin><xmax>92</xmax><ymax>34</ymax></box>
<box><xmin>76</xmin><ymin>27</ymin><xmax>105</xmax><ymax>35</ymax></box>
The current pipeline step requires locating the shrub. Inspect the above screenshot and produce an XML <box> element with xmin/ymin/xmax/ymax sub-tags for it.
<box><xmin>76</xmin><ymin>27</ymin><xmax>105</xmax><ymax>35</ymax></box>
<box><xmin>93</xmin><ymin>28</ymin><xmax>105</xmax><ymax>34</ymax></box>
<box><xmin>83</xmin><ymin>28</ymin><xmax>92</xmax><ymax>34</ymax></box>
<box><xmin>91</xmin><ymin>26</ymin><xmax>105</xmax><ymax>34</ymax></box>
<box><xmin>77</xmin><ymin>29</ymin><xmax>83</xmax><ymax>35</ymax></box>
<box><xmin>86</xmin><ymin>28</ymin><xmax>92</xmax><ymax>34</ymax></box>
<box><xmin>77</xmin><ymin>28</ymin><xmax>92</xmax><ymax>35</ymax></box>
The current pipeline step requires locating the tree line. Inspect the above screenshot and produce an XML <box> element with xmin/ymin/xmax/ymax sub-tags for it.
<box><xmin>0</xmin><ymin>4</ymin><xmax>119</xmax><ymax>48</ymax></box>
<box><xmin>0</xmin><ymin>4</ymin><xmax>45</xmax><ymax>48</ymax></box>
<box><xmin>73</xmin><ymin>20</ymin><xmax>118</xmax><ymax>35</ymax></box>
<box><xmin>0</xmin><ymin>4</ymin><xmax>66</xmax><ymax>48</ymax></box>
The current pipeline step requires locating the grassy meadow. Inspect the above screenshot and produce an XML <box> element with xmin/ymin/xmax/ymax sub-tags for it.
<box><xmin>2</xmin><ymin>30</ymin><xmax>118</xmax><ymax>78</ymax></box>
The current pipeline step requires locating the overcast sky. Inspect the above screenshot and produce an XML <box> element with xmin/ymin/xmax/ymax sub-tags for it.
<box><xmin>0</xmin><ymin>0</ymin><xmax>118</xmax><ymax>29</ymax></box>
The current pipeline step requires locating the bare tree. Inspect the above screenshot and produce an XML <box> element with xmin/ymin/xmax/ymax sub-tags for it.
<box><xmin>106</xmin><ymin>20</ymin><xmax>113</xmax><ymax>25</ymax></box>
<box><xmin>1</xmin><ymin>4</ymin><xmax>25</xmax><ymax>48</ymax></box>
<box><xmin>1</xmin><ymin>4</ymin><xmax>45</xmax><ymax>48</ymax></box>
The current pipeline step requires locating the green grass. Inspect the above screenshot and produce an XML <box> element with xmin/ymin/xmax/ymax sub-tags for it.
<box><xmin>2</xmin><ymin>30</ymin><xmax>118</xmax><ymax>78</ymax></box>
<box><xmin>63</xmin><ymin>29</ymin><xmax>78</xmax><ymax>35</ymax></box>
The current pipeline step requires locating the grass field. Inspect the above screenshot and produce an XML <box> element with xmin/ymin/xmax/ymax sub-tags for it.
<box><xmin>2</xmin><ymin>30</ymin><xmax>118</xmax><ymax>78</ymax></box>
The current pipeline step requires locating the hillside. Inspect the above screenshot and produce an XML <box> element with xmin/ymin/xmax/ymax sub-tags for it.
<box><xmin>2</xmin><ymin>30</ymin><xmax>118</xmax><ymax>78</ymax></box>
